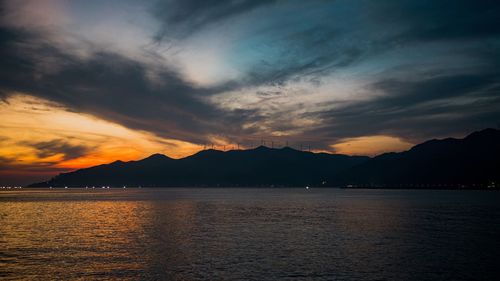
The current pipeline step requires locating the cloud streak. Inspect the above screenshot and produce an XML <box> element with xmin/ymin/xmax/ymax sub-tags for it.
<box><xmin>23</xmin><ymin>139</ymin><xmax>91</xmax><ymax>160</ymax></box>
<box><xmin>152</xmin><ymin>0</ymin><xmax>276</xmax><ymax>39</ymax></box>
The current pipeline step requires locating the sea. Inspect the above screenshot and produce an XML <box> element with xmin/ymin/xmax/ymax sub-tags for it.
<box><xmin>1</xmin><ymin>188</ymin><xmax>499</xmax><ymax>280</ymax></box>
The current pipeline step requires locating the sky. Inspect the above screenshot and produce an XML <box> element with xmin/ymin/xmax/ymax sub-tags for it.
<box><xmin>1</xmin><ymin>0</ymin><xmax>500</xmax><ymax>185</ymax></box>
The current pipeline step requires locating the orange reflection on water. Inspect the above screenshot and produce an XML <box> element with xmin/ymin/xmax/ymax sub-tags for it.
<box><xmin>0</xmin><ymin>190</ymin><xmax>206</xmax><ymax>280</ymax></box>
<box><xmin>0</xmin><ymin>196</ymin><xmax>150</xmax><ymax>279</ymax></box>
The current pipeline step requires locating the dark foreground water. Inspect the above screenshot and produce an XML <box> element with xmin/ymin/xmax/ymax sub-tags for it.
<box><xmin>0</xmin><ymin>188</ymin><xmax>499</xmax><ymax>281</ymax></box>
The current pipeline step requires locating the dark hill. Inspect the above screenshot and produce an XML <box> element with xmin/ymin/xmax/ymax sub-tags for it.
<box><xmin>340</xmin><ymin>128</ymin><xmax>500</xmax><ymax>187</ymax></box>
<box><xmin>30</xmin><ymin>146</ymin><xmax>369</xmax><ymax>187</ymax></box>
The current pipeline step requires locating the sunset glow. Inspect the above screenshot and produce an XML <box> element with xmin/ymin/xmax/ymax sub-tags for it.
<box><xmin>1</xmin><ymin>0</ymin><xmax>499</xmax><ymax>185</ymax></box>
<box><xmin>331</xmin><ymin>136</ymin><xmax>413</xmax><ymax>156</ymax></box>
<box><xmin>0</xmin><ymin>94</ymin><xmax>416</xmax><ymax>184</ymax></box>
<box><xmin>0</xmin><ymin>94</ymin><xmax>203</xmax><ymax>184</ymax></box>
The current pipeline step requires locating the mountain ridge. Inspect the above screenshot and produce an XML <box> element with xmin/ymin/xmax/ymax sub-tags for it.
<box><xmin>31</xmin><ymin>146</ymin><xmax>368</xmax><ymax>187</ymax></box>
<box><xmin>29</xmin><ymin>129</ymin><xmax>500</xmax><ymax>188</ymax></box>
<box><xmin>340</xmin><ymin>128</ymin><xmax>500</xmax><ymax>187</ymax></box>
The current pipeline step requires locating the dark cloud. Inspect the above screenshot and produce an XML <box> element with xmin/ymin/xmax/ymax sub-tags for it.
<box><xmin>368</xmin><ymin>0</ymin><xmax>500</xmax><ymax>43</ymax></box>
<box><xmin>0</xmin><ymin>139</ymin><xmax>90</xmax><ymax>178</ymax></box>
<box><xmin>237</xmin><ymin>16</ymin><xmax>366</xmax><ymax>86</ymax></box>
<box><xmin>0</xmin><ymin>28</ymin><xmax>35</xmax><ymax>96</ymax></box>
<box><xmin>244</xmin><ymin>44</ymin><xmax>363</xmax><ymax>88</ymax></box>
<box><xmin>0</xmin><ymin>26</ymin><xmax>259</xmax><ymax>144</ymax></box>
<box><xmin>152</xmin><ymin>0</ymin><xmax>276</xmax><ymax>39</ymax></box>
<box><xmin>371</xmin><ymin>73</ymin><xmax>499</xmax><ymax>108</ymax></box>
<box><xmin>306</xmin><ymin>72</ymin><xmax>500</xmax><ymax>144</ymax></box>
<box><xmin>0</xmin><ymin>155</ymin><xmax>12</xmax><ymax>166</ymax></box>
<box><xmin>21</xmin><ymin>140</ymin><xmax>91</xmax><ymax>160</ymax></box>
<box><xmin>235</xmin><ymin>0</ymin><xmax>500</xmax><ymax>88</ymax></box>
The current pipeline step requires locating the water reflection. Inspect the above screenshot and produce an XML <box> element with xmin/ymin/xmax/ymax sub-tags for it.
<box><xmin>0</xmin><ymin>200</ymin><xmax>151</xmax><ymax>279</ymax></box>
<box><xmin>1</xmin><ymin>189</ymin><xmax>499</xmax><ymax>280</ymax></box>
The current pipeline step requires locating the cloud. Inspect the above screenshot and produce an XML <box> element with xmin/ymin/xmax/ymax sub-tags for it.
<box><xmin>306</xmin><ymin>72</ymin><xmax>500</xmax><ymax>143</ymax></box>
<box><xmin>371</xmin><ymin>73</ymin><xmax>500</xmax><ymax>108</ymax></box>
<box><xmin>152</xmin><ymin>0</ymin><xmax>276</xmax><ymax>39</ymax></box>
<box><xmin>0</xmin><ymin>25</ymin><xmax>260</xmax><ymax>144</ymax></box>
<box><xmin>368</xmin><ymin>0</ymin><xmax>500</xmax><ymax>43</ymax></box>
<box><xmin>22</xmin><ymin>139</ymin><xmax>91</xmax><ymax>160</ymax></box>
<box><xmin>331</xmin><ymin>135</ymin><xmax>413</xmax><ymax>156</ymax></box>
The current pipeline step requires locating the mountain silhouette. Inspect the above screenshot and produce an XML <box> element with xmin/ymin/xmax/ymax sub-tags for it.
<box><xmin>340</xmin><ymin>128</ymin><xmax>500</xmax><ymax>187</ymax></box>
<box><xmin>30</xmin><ymin>146</ymin><xmax>368</xmax><ymax>187</ymax></box>
<box><xmin>29</xmin><ymin>128</ymin><xmax>500</xmax><ymax>188</ymax></box>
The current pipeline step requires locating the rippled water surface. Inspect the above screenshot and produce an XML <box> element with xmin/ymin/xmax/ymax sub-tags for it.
<box><xmin>1</xmin><ymin>188</ymin><xmax>499</xmax><ymax>280</ymax></box>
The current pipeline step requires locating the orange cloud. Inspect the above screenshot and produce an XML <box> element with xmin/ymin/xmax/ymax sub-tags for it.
<box><xmin>331</xmin><ymin>135</ymin><xmax>414</xmax><ymax>156</ymax></box>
